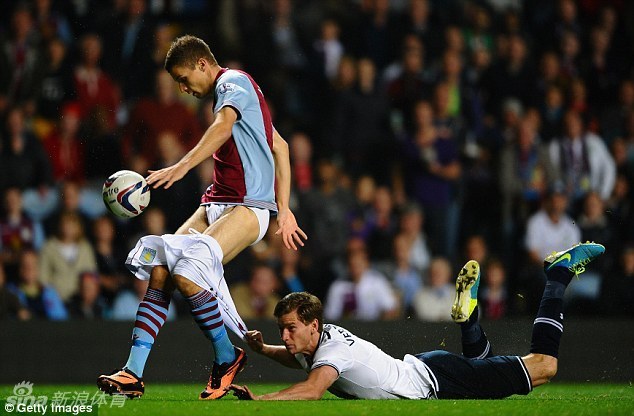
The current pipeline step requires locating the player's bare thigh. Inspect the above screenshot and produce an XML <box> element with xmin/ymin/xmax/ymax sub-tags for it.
<box><xmin>175</xmin><ymin>206</ymin><xmax>208</xmax><ymax>235</ymax></box>
<box><xmin>203</xmin><ymin>205</ymin><xmax>260</xmax><ymax>264</ymax></box>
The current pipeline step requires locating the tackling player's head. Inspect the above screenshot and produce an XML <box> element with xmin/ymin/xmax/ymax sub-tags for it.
<box><xmin>275</xmin><ymin>292</ymin><xmax>323</xmax><ymax>333</ymax></box>
<box><xmin>165</xmin><ymin>35</ymin><xmax>218</xmax><ymax>98</ymax></box>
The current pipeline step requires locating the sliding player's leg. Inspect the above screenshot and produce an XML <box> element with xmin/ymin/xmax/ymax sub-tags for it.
<box><xmin>418</xmin><ymin>243</ymin><xmax>604</xmax><ymax>399</ymax></box>
<box><xmin>522</xmin><ymin>242</ymin><xmax>605</xmax><ymax>387</ymax></box>
<box><xmin>452</xmin><ymin>260</ymin><xmax>492</xmax><ymax>359</ymax></box>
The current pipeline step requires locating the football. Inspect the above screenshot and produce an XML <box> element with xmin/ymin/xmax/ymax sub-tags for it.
<box><xmin>102</xmin><ymin>170</ymin><xmax>151</xmax><ymax>218</ymax></box>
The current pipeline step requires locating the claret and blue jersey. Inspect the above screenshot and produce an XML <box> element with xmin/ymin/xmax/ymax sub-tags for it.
<box><xmin>201</xmin><ymin>68</ymin><xmax>277</xmax><ymax>212</ymax></box>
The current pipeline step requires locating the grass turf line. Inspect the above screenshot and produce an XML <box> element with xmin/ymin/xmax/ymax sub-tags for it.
<box><xmin>1</xmin><ymin>383</ymin><xmax>633</xmax><ymax>416</ymax></box>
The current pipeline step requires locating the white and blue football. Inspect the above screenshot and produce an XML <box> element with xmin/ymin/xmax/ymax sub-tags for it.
<box><xmin>102</xmin><ymin>170</ymin><xmax>150</xmax><ymax>218</ymax></box>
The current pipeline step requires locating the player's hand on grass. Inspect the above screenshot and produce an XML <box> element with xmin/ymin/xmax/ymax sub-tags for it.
<box><xmin>147</xmin><ymin>162</ymin><xmax>189</xmax><ymax>190</ymax></box>
<box><xmin>276</xmin><ymin>208</ymin><xmax>307</xmax><ymax>250</ymax></box>
<box><xmin>246</xmin><ymin>330</ymin><xmax>264</xmax><ymax>353</ymax></box>
<box><xmin>227</xmin><ymin>384</ymin><xmax>256</xmax><ymax>400</ymax></box>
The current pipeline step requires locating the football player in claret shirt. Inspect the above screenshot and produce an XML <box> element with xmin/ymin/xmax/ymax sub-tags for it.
<box><xmin>98</xmin><ymin>35</ymin><xmax>307</xmax><ymax>400</ymax></box>
<box><xmin>229</xmin><ymin>242</ymin><xmax>604</xmax><ymax>401</ymax></box>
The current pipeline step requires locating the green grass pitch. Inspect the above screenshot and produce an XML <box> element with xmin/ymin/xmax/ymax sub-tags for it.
<box><xmin>2</xmin><ymin>383</ymin><xmax>633</xmax><ymax>415</ymax></box>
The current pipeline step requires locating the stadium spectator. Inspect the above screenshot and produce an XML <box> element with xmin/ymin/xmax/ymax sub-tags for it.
<box><xmin>82</xmin><ymin>106</ymin><xmax>122</xmax><ymax>182</ymax></box>
<box><xmin>122</xmin><ymin>70</ymin><xmax>202</xmax><ymax>168</ymax></box>
<box><xmin>0</xmin><ymin>4</ymin><xmax>42</xmax><ymax>114</ymax></box>
<box><xmin>581</xmin><ymin>26</ymin><xmax>621</xmax><ymax>110</ymax></box>
<box><xmin>288</xmin><ymin>131</ymin><xmax>314</xmax><ymax>193</ymax></box>
<box><xmin>400</xmin><ymin>99</ymin><xmax>461</xmax><ymax>258</ymax></box>
<box><xmin>534</xmin><ymin>51</ymin><xmax>566</xmax><ymax>110</ymax></box>
<box><xmin>0</xmin><ymin>262</ymin><xmax>29</xmax><ymax>320</ymax></box>
<box><xmin>413</xmin><ymin>256</ymin><xmax>454</xmax><ymax>322</ymax></box>
<box><xmin>365</xmin><ymin>186</ymin><xmax>399</xmax><ymax>266</ymax></box>
<box><xmin>7</xmin><ymin>249</ymin><xmax>67</xmax><ymax>320</ymax></box>
<box><xmin>35</xmin><ymin>37</ymin><xmax>76</xmax><ymax>124</ymax></box>
<box><xmin>43</xmin><ymin>102</ymin><xmax>86</xmax><ymax>183</ymax></box>
<box><xmin>463</xmin><ymin>5</ymin><xmax>494</xmax><ymax>56</ymax></box>
<box><xmin>278</xmin><ymin>242</ymin><xmax>306</xmax><ymax>296</ymax></box>
<box><xmin>389</xmin><ymin>233</ymin><xmax>422</xmax><ymax>317</ymax></box>
<box><xmin>102</xmin><ymin>0</ymin><xmax>156</xmax><ymax>100</ymax></box>
<box><xmin>332</xmin><ymin>57</ymin><xmax>392</xmax><ymax>180</ymax></box>
<box><xmin>606</xmin><ymin>173</ymin><xmax>634</xmax><ymax>247</ymax></box>
<box><xmin>499</xmin><ymin>117</ymin><xmax>555</xmax><ymax>254</ymax></box>
<box><xmin>356</xmin><ymin>0</ymin><xmax>401</xmax><ymax>72</ymax></box>
<box><xmin>480</xmin><ymin>258</ymin><xmax>508</xmax><ymax>320</ymax></box>
<box><xmin>73</xmin><ymin>33</ymin><xmax>119</xmax><ymax>129</ymax></box>
<box><xmin>481</xmin><ymin>34</ymin><xmax>535</xmax><ymax>117</ymax></box>
<box><xmin>386</xmin><ymin>43</ymin><xmax>431</xmax><ymax>134</ymax></box>
<box><xmin>602</xmin><ymin>244</ymin><xmax>634</xmax><ymax>316</ymax></box>
<box><xmin>147</xmin><ymin>131</ymin><xmax>202</xmax><ymax>231</ymax></box>
<box><xmin>396</xmin><ymin>202</ymin><xmax>431</xmax><ymax>274</ymax></box>
<box><xmin>67</xmin><ymin>271</ymin><xmax>107</xmax><ymax>319</ymax></box>
<box><xmin>559</xmin><ymin>30</ymin><xmax>582</xmax><ymax>84</ymax></box>
<box><xmin>0</xmin><ymin>187</ymin><xmax>44</xmax><ymax>282</ymax></box>
<box><xmin>300</xmin><ymin>159</ymin><xmax>355</xmax><ymax>299</ymax></box>
<box><xmin>232</xmin><ymin>264</ymin><xmax>281</xmax><ymax>320</ymax></box>
<box><xmin>0</xmin><ymin>107</ymin><xmax>53</xmax><ymax>193</ymax></box>
<box><xmin>33</xmin><ymin>0</ymin><xmax>73</xmax><ymax>46</ymax></box>
<box><xmin>540</xmin><ymin>84</ymin><xmax>566</xmax><ymax>143</ymax></box>
<box><xmin>399</xmin><ymin>0</ymin><xmax>442</xmax><ymax>62</ymax></box>
<box><xmin>548</xmin><ymin>110</ymin><xmax>616</xmax><ymax>211</ymax></box>
<box><xmin>39</xmin><ymin>211</ymin><xmax>97</xmax><ymax>302</ymax></box>
<box><xmin>43</xmin><ymin>181</ymin><xmax>90</xmax><ymax>237</ymax></box>
<box><xmin>91</xmin><ymin>215</ymin><xmax>127</xmax><ymax>305</ymax></box>
<box><xmin>599</xmin><ymin>79</ymin><xmax>634</xmax><ymax>143</ymax></box>
<box><xmin>324</xmin><ymin>244</ymin><xmax>398</xmax><ymax>321</ymax></box>
<box><xmin>347</xmin><ymin>175</ymin><xmax>377</xmax><ymax>239</ymax></box>
<box><xmin>462</xmin><ymin>235</ymin><xmax>489</xmax><ymax>271</ymax></box>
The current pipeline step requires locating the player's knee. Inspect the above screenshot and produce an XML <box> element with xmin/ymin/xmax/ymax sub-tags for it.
<box><xmin>149</xmin><ymin>266</ymin><xmax>173</xmax><ymax>291</ymax></box>
<box><xmin>172</xmin><ymin>273</ymin><xmax>202</xmax><ymax>297</ymax></box>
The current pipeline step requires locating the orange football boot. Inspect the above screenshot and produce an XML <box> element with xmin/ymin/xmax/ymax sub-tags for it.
<box><xmin>97</xmin><ymin>368</ymin><xmax>145</xmax><ymax>399</ymax></box>
<box><xmin>199</xmin><ymin>347</ymin><xmax>248</xmax><ymax>400</ymax></box>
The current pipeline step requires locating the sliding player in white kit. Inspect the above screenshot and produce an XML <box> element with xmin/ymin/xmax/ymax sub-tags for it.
<box><xmin>97</xmin><ymin>35</ymin><xmax>307</xmax><ymax>401</ymax></box>
<box><xmin>228</xmin><ymin>242</ymin><xmax>604</xmax><ymax>400</ymax></box>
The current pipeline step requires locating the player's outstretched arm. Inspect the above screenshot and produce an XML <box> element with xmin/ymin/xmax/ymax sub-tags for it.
<box><xmin>272</xmin><ymin>129</ymin><xmax>308</xmax><ymax>250</ymax></box>
<box><xmin>245</xmin><ymin>330</ymin><xmax>302</xmax><ymax>369</ymax></box>
<box><xmin>146</xmin><ymin>106</ymin><xmax>237</xmax><ymax>189</ymax></box>
<box><xmin>228</xmin><ymin>365</ymin><xmax>337</xmax><ymax>400</ymax></box>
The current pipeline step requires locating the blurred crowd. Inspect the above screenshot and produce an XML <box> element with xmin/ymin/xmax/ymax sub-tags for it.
<box><xmin>1</xmin><ymin>0</ymin><xmax>634</xmax><ymax>323</ymax></box>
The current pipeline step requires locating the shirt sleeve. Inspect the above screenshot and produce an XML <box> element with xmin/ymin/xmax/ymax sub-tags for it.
<box><xmin>311</xmin><ymin>339</ymin><xmax>354</xmax><ymax>376</ymax></box>
<box><xmin>214</xmin><ymin>75</ymin><xmax>251</xmax><ymax>120</ymax></box>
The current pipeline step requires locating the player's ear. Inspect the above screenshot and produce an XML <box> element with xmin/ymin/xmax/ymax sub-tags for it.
<box><xmin>198</xmin><ymin>58</ymin><xmax>205</xmax><ymax>71</ymax></box>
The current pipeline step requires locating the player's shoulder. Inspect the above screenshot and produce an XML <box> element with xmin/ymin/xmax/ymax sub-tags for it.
<box><xmin>217</xmin><ymin>69</ymin><xmax>251</xmax><ymax>87</ymax></box>
<box><xmin>321</xmin><ymin>324</ymin><xmax>358</xmax><ymax>347</ymax></box>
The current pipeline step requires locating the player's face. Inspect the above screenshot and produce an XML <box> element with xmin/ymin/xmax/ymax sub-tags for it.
<box><xmin>169</xmin><ymin>63</ymin><xmax>211</xmax><ymax>99</ymax></box>
<box><xmin>277</xmin><ymin>310</ymin><xmax>318</xmax><ymax>355</ymax></box>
